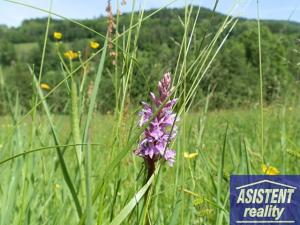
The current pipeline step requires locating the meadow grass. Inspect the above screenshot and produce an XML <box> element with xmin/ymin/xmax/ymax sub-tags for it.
<box><xmin>1</xmin><ymin>0</ymin><xmax>300</xmax><ymax>225</ymax></box>
<box><xmin>1</xmin><ymin>106</ymin><xmax>300</xmax><ymax>224</ymax></box>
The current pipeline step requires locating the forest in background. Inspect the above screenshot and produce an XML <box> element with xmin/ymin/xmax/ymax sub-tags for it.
<box><xmin>0</xmin><ymin>7</ymin><xmax>300</xmax><ymax>114</ymax></box>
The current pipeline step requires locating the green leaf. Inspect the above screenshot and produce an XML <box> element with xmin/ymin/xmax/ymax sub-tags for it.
<box><xmin>109</xmin><ymin>170</ymin><xmax>156</xmax><ymax>225</ymax></box>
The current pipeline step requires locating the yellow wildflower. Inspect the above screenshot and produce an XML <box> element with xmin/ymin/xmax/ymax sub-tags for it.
<box><xmin>261</xmin><ymin>164</ymin><xmax>279</xmax><ymax>175</ymax></box>
<box><xmin>53</xmin><ymin>32</ymin><xmax>62</xmax><ymax>40</ymax></box>
<box><xmin>40</xmin><ymin>83</ymin><xmax>50</xmax><ymax>90</ymax></box>
<box><xmin>183</xmin><ymin>152</ymin><xmax>198</xmax><ymax>159</ymax></box>
<box><xmin>90</xmin><ymin>41</ymin><xmax>100</xmax><ymax>49</ymax></box>
<box><xmin>64</xmin><ymin>50</ymin><xmax>79</xmax><ymax>60</ymax></box>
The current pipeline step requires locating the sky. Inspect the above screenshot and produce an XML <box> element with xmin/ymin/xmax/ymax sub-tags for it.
<box><xmin>0</xmin><ymin>0</ymin><xmax>299</xmax><ymax>27</ymax></box>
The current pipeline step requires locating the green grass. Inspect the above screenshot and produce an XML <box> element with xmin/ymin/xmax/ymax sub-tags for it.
<box><xmin>14</xmin><ymin>42</ymin><xmax>39</xmax><ymax>53</ymax></box>
<box><xmin>1</xmin><ymin>1</ymin><xmax>300</xmax><ymax>225</ymax></box>
<box><xmin>14</xmin><ymin>42</ymin><xmax>38</xmax><ymax>61</ymax></box>
<box><xmin>1</xmin><ymin>106</ymin><xmax>300</xmax><ymax>224</ymax></box>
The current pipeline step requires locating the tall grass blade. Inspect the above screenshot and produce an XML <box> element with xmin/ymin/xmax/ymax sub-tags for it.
<box><xmin>109</xmin><ymin>169</ymin><xmax>157</xmax><ymax>225</ymax></box>
<box><xmin>32</xmin><ymin>70</ymin><xmax>82</xmax><ymax>218</ymax></box>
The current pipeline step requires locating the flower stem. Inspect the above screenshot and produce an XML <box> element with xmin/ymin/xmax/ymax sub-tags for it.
<box><xmin>145</xmin><ymin>158</ymin><xmax>155</xmax><ymax>180</ymax></box>
<box><xmin>142</xmin><ymin>158</ymin><xmax>155</xmax><ymax>225</ymax></box>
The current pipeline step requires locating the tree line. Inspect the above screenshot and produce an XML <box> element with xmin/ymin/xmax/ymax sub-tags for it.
<box><xmin>0</xmin><ymin>7</ymin><xmax>299</xmax><ymax>114</ymax></box>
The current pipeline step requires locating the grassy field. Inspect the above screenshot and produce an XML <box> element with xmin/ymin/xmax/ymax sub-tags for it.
<box><xmin>1</xmin><ymin>1</ymin><xmax>300</xmax><ymax>225</ymax></box>
<box><xmin>1</xmin><ymin>105</ymin><xmax>300</xmax><ymax>224</ymax></box>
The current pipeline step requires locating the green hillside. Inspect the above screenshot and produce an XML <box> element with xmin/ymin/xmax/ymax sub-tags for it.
<box><xmin>0</xmin><ymin>7</ymin><xmax>299</xmax><ymax>113</ymax></box>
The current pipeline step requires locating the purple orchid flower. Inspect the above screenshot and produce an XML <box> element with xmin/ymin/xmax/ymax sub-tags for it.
<box><xmin>135</xmin><ymin>72</ymin><xmax>178</xmax><ymax>174</ymax></box>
